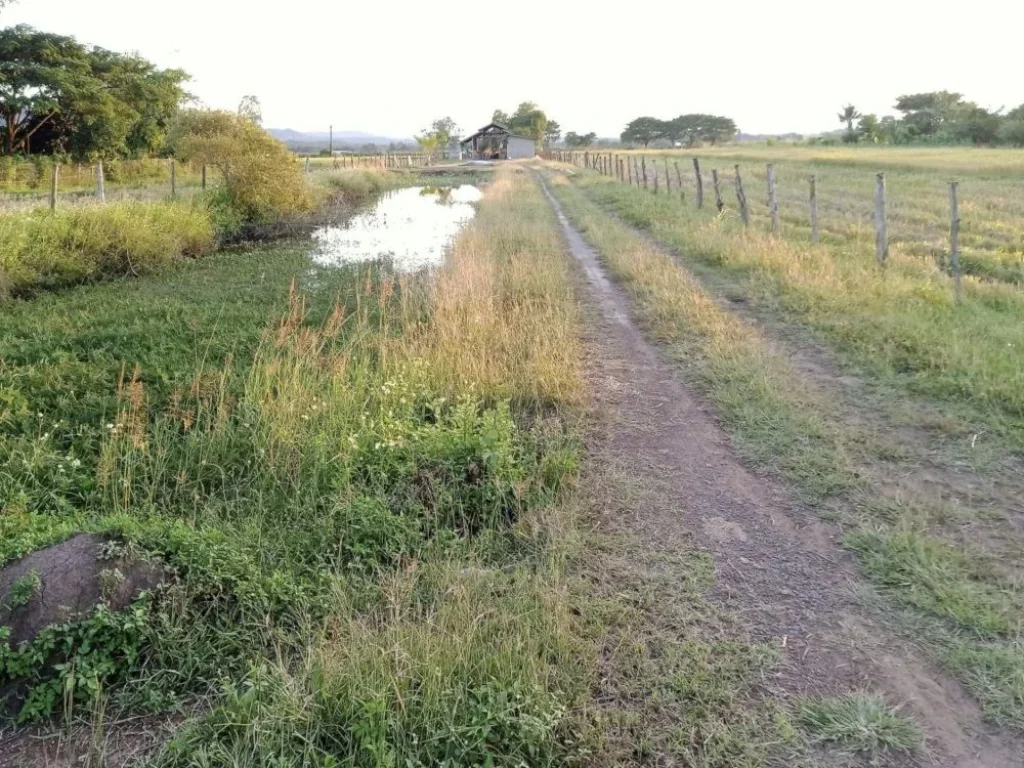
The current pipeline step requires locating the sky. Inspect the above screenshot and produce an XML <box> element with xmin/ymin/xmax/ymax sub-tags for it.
<box><xmin>5</xmin><ymin>0</ymin><xmax>1024</xmax><ymax>139</ymax></box>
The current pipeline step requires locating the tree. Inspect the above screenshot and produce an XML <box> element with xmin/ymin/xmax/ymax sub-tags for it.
<box><xmin>430</xmin><ymin>116</ymin><xmax>459</xmax><ymax>146</ymax></box>
<box><xmin>894</xmin><ymin>91</ymin><xmax>965</xmax><ymax>138</ymax></box>
<box><xmin>544</xmin><ymin>119</ymin><xmax>561</xmax><ymax>146</ymax></box>
<box><xmin>857</xmin><ymin>114</ymin><xmax>881</xmax><ymax>143</ymax></box>
<box><xmin>0</xmin><ymin>26</ymin><xmax>95</xmax><ymax>155</ymax></box>
<box><xmin>0</xmin><ymin>25</ymin><xmax>188</xmax><ymax>157</ymax></box>
<box><xmin>998</xmin><ymin>119</ymin><xmax>1024</xmax><ymax>147</ymax></box>
<box><xmin>416</xmin><ymin>131</ymin><xmax>441</xmax><ymax>162</ymax></box>
<box><xmin>838</xmin><ymin>104</ymin><xmax>861</xmax><ymax>142</ymax></box>
<box><xmin>492</xmin><ymin>108</ymin><xmax>510</xmax><ymax>126</ymax></box>
<box><xmin>564</xmin><ymin>131</ymin><xmax>596</xmax><ymax>148</ymax></box>
<box><xmin>620</xmin><ymin>116</ymin><xmax>665</xmax><ymax>147</ymax></box>
<box><xmin>238</xmin><ymin>95</ymin><xmax>262</xmax><ymax>125</ymax></box>
<box><xmin>949</xmin><ymin>105</ymin><xmax>1001</xmax><ymax>145</ymax></box>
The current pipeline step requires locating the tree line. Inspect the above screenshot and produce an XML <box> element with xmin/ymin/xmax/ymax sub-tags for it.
<box><xmin>837</xmin><ymin>92</ymin><xmax>1024</xmax><ymax>146</ymax></box>
<box><xmin>0</xmin><ymin>25</ymin><xmax>188</xmax><ymax>159</ymax></box>
<box><xmin>620</xmin><ymin>114</ymin><xmax>738</xmax><ymax>147</ymax></box>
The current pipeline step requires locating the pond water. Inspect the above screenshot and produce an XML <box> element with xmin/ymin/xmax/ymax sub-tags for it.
<box><xmin>311</xmin><ymin>185</ymin><xmax>482</xmax><ymax>272</ymax></box>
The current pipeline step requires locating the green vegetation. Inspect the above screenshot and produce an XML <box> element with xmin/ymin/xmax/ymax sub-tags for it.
<box><xmin>548</xmin><ymin>156</ymin><xmax>1024</xmax><ymax>731</ymax></box>
<box><xmin>796</xmin><ymin>693</ymin><xmax>922</xmax><ymax>754</ymax></box>
<box><xmin>0</xmin><ymin>25</ymin><xmax>187</xmax><ymax>158</ymax></box>
<box><xmin>0</xmin><ymin>169</ymin><xmax>602</xmax><ymax>767</ymax></box>
<box><xmin>621</xmin><ymin>114</ymin><xmax>738</xmax><ymax>148</ymax></box>
<box><xmin>4</xmin><ymin>570</ymin><xmax>40</xmax><ymax>609</ymax></box>
<box><xmin>0</xmin><ymin>201</ymin><xmax>215</xmax><ymax>296</ymax></box>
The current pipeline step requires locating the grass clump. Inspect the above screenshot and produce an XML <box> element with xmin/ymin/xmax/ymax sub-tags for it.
<box><xmin>796</xmin><ymin>692</ymin><xmax>922</xmax><ymax>754</ymax></box>
<box><xmin>0</xmin><ymin>201</ymin><xmax>216</xmax><ymax>297</ymax></box>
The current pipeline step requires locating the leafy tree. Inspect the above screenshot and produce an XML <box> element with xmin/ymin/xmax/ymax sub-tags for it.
<box><xmin>1006</xmin><ymin>103</ymin><xmax>1024</xmax><ymax>122</ymax></box>
<box><xmin>491</xmin><ymin>109</ymin><xmax>510</xmax><ymax>126</ymax></box>
<box><xmin>430</xmin><ymin>116</ymin><xmax>459</xmax><ymax>146</ymax></box>
<box><xmin>415</xmin><ymin>131</ymin><xmax>441</xmax><ymax>162</ymax></box>
<box><xmin>564</xmin><ymin>131</ymin><xmax>596</xmax><ymax>148</ymax></box>
<box><xmin>0</xmin><ymin>25</ymin><xmax>188</xmax><ymax>158</ymax></box>
<box><xmin>949</xmin><ymin>105</ymin><xmax>1001</xmax><ymax>145</ymax></box>
<box><xmin>662</xmin><ymin>114</ymin><xmax>737</xmax><ymax>147</ymax></box>
<box><xmin>894</xmin><ymin>91</ymin><xmax>965</xmax><ymax>137</ymax></box>
<box><xmin>998</xmin><ymin>120</ymin><xmax>1024</xmax><ymax>147</ymax></box>
<box><xmin>238</xmin><ymin>95</ymin><xmax>262</xmax><ymax>125</ymax></box>
<box><xmin>857</xmin><ymin>114</ymin><xmax>881</xmax><ymax>143</ymax></box>
<box><xmin>0</xmin><ymin>25</ymin><xmax>95</xmax><ymax>155</ymax></box>
<box><xmin>544</xmin><ymin>120</ymin><xmax>561</xmax><ymax>146</ymax></box>
<box><xmin>620</xmin><ymin>117</ymin><xmax>665</xmax><ymax>147</ymax></box>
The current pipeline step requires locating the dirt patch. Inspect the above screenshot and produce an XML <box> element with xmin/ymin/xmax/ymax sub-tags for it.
<box><xmin>539</xmin><ymin>177</ymin><xmax>1024</xmax><ymax>767</ymax></box>
<box><xmin>0</xmin><ymin>533</ymin><xmax>170</xmax><ymax>647</ymax></box>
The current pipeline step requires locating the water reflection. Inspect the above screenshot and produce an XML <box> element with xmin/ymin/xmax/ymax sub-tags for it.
<box><xmin>312</xmin><ymin>185</ymin><xmax>482</xmax><ymax>272</ymax></box>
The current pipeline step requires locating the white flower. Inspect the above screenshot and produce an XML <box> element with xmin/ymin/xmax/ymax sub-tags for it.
<box><xmin>70</xmin><ymin>459</ymin><xmax>82</xmax><ymax>469</ymax></box>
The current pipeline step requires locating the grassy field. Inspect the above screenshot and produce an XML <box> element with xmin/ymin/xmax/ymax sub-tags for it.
<box><xmin>582</xmin><ymin>145</ymin><xmax>1024</xmax><ymax>285</ymax></box>
<box><xmin>545</xmin><ymin>150</ymin><xmax>1024</xmax><ymax>732</ymax></box>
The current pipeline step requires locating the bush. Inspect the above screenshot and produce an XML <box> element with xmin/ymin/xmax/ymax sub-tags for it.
<box><xmin>0</xmin><ymin>201</ymin><xmax>216</xmax><ymax>296</ymax></box>
<box><xmin>170</xmin><ymin>110</ymin><xmax>315</xmax><ymax>224</ymax></box>
<box><xmin>997</xmin><ymin>120</ymin><xmax>1024</xmax><ymax>148</ymax></box>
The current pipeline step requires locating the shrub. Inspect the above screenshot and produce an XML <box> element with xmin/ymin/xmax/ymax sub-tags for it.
<box><xmin>170</xmin><ymin>110</ymin><xmax>315</xmax><ymax>224</ymax></box>
<box><xmin>0</xmin><ymin>201</ymin><xmax>216</xmax><ymax>296</ymax></box>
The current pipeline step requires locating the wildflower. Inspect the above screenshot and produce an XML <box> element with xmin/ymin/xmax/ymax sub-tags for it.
<box><xmin>70</xmin><ymin>459</ymin><xmax>82</xmax><ymax>469</ymax></box>
<box><xmin>106</xmin><ymin>423</ymin><xmax>115</xmax><ymax>430</ymax></box>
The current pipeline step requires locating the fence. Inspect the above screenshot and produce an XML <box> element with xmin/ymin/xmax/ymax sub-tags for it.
<box><xmin>551</xmin><ymin>149</ymin><xmax>976</xmax><ymax>302</ymax></box>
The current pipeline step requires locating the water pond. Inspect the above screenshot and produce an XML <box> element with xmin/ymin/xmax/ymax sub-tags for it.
<box><xmin>312</xmin><ymin>185</ymin><xmax>482</xmax><ymax>272</ymax></box>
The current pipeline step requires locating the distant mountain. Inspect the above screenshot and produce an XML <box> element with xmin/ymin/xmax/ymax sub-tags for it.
<box><xmin>268</xmin><ymin>128</ymin><xmax>414</xmax><ymax>150</ymax></box>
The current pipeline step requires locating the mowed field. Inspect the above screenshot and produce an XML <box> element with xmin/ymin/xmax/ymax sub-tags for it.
<box><xmin>1</xmin><ymin>145</ymin><xmax>1023</xmax><ymax>767</ymax></box>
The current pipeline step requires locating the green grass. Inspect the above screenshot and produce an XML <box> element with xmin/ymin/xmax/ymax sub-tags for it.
<box><xmin>0</xmin><ymin>169</ymin><xmax>605</xmax><ymax>767</ymax></box>
<box><xmin>796</xmin><ymin>693</ymin><xmax>922</xmax><ymax>754</ymax></box>
<box><xmin>548</xmin><ymin>162</ymin><xmax>1024</xmax><ymax>732</ymax></box>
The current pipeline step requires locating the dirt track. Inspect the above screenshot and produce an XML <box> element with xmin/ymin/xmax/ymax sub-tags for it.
<box><xmin>538</xmin><ymin>175</ymin><xmax>1023</xmax><ymax>768</ymax></box>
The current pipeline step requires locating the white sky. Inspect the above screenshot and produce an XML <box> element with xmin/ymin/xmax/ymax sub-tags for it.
<box><xmin>6</xmin><ymin>0</ymin><xmax>1024</xmax><ymax>139</ymax></box>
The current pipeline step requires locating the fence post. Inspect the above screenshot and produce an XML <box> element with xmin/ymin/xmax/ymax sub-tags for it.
<box><xmin>734</xmin><ymin>165</ymin><xmax>748</xmax><ymax>226</ymax></box>
<box><xmin>674</xmin><ymin>162</ymin><xmax>684</xmax><ymax>202</ymax></box>
<box><xmin>170</xmin><ymin>159</ymin><xmax>177</xmax><ymax>198</ymax></box>
<box><xmin>767</xmin><ymin>163</ymin><xmax>780</xmax><ymax>235</ymax></box>
<box><xmin>874</xmin><ymin>173</ymin><xmax>888</xmax><ymax>265</ymax></box>
<box><xmin>95</xmin><ymin>161</ymin><xmax>105</xmax><ymax>202</ymax></box>
<box><xmin>949</xmin><ymin>181</ymin><xmax>962</xmax><ymax>302</ymax></box>
<box><xmin>809</xmin><ymin>175</ymin><xmax>819</xmax><ymax>243</ymax></box>
<box><xmin>305</xmin><ymin>157</ymin><xmax>311</xmax><ymax>173</ymax></box>
<box><xmin>634</xmin><ymin>158</ymin><xmax>641</xmax><ymax>188</ymax></box>
<box><xmin>201</xmin><ymin>163</ymin><xmax>207</xmax><ymax>190</ymax></box>
<box><xmin>49</xmin><ymin>163</ymin><xmax>59</xmax><ymax>211</ymax></box>
<box><xmin>693</xmin><ymin>157</ymin><xmax>703</xmax><ymax>208</ymax></box>
<box><xmin>712</xmin><ymin>169</ymin><xmax>724</xmax><ymax>212</ymax></box>
<box><xmin>654</xmin><ymin>165</ymin><xmax>659</xmax><ymax>193</ymax></box>
<box><xmin>664</xmin><ymin>159</ymin><xmax>671</xmax><ymax>194</ymax></box>
<box><xmin>641</xmin><ymin>157</ymin><xmax>648</xmax><ymax>190</ymax></box>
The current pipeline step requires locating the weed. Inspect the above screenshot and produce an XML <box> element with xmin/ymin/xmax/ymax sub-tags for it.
<box><xmin>796</xmin><ymin>692</ymin><xmax>922</xmax><ymax>754</ymax></box>
<box><xmin>5</xmin><ymin>569</ymin><xmax>41</xmax><ymax>609</ymax></box>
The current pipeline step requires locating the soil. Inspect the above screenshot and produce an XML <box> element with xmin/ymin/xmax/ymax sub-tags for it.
<box><xmin>539</xmin><ymin>177</ymin><xmax>1024</xmax><ymax>768</ymax></box>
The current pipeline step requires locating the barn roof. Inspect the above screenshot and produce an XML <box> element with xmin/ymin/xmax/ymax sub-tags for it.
<box><xmin>461</xmin><ymin>122</ymin><xmax>534</xmax><ymax>144</ymax></box>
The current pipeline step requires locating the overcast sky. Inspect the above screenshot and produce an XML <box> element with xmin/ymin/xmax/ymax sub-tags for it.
<box><xmin>5</xmin><ymin>0</ymin><xmax>1023</xmax><ymax>139</ymax></box>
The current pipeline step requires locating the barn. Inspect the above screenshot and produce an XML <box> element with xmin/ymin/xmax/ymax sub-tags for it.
<box><xmin>460</xmin><ymin>123</ymin><xmax>536</xmax><ymax>160</ymax></box>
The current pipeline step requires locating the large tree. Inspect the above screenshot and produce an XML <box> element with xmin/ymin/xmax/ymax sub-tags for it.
<box><xmin>0</xmin><ymin>25</ymin><xmax>188</xmax><ymax>157</ymax></box>
<box><xmin>893</xmin><ymin>91</ymin><xmax>965</xmax><ymax>138</ymax></box>
<box><xmin>543</xmin><ymin>119</ymin><xmax>561</xmax><ymax>146</ymax></box>
<box><xmin>564</xmin><ymin>131</ymin><xmax>596</xmax><ymax>148</ymax></box>
<box><xmin>620</xmin><ymin>116</ymin><xmax>665</xmax><ymax>147</ymax></box>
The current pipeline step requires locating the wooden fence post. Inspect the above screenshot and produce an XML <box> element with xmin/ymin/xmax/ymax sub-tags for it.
<box><xmin>654</xmin><ymin>166</ymin><xmax>659</xmax><ymax>193</ymax></box>
<box><xmin>712</xmin><ymin>169</ymin><xmax>724</xmax><ymax>212</ymax></box>
<box><xmin>627</xmin><ymin>158</ymin><xmax>633</xmax><ymax>185</ymax></box>
<box><xmin>664</xmin><ymin>159</ymin><xmax>671</xmax><ymax>194</ymax></box>
<box><xmin>634</xmin><ymin>158</ymin><xmax>641</xmax><ymax>188</ymax></box>
<box><xmin>201</xmin><ymin>163</ymin><xmax>207</xmax><ymax>190</ymax></box>
<box><xmin>674</xmin><ymin>162</ymin><xmax>684</xmax><ymax>202</ymax></box>
<box><xmin>641</xmin><ymin>157</ymin><xmax>648</xmax><ymax>190</ymax></box>
<box><xmin>693</xmin><ymin>158</ymin><xmax>703</xmax><ymax>208</ymax></box>
<box><xmin>949</xmin><ymin>181</ymin><xmax>962</xmax><ymax>302</ymax></box>
<box><xmin>95</xmin><ymin>161</ymin><xmax>105</xmax><ymax>202</ymax></box>
<box><xmin>170</xmin><ymin>159</ymin><xmax>177</xmax><ymax>198</ymax></box>
<box><xmin>874</xmin><ymin>173</ymin><xmax>888</xmax><ymax>265</ymax></box>
<box><xmin>49</xmin><ymin>163</ymin><xmax>59</xmax><ymax>211</ymax></box>
<box><xmin>734</xmin><ymin>165</ymin><xmax>748</xmax><ymax>226</ymax></box>
<box><xmin>809</xmin><ymin>175</ymin><xmax>819</xmax><ymax>243</ymax></box>
<box><xmin>767</xmin><ymin>163</ymin><xmax>780</xmax><ymax>235</ymax></box>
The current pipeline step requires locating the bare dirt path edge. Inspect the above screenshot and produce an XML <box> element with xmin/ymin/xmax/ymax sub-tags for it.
<box><xmin>536</xmin><ymin>174</ymin><xmax>1023</xmax><ymax>768</ymax></box>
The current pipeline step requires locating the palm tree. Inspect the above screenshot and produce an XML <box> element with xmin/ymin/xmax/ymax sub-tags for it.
<box><xmin>838</xmin><ymin>104</ymin><xmax>862</xmax><ymax>133</ymax></box>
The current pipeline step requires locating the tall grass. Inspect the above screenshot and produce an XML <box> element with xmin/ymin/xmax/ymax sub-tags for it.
<box><xmin>2</xmin><ymin>168</ymin><xmax>595</xmax><ymax>764</ymax></box>
<box><xmin>566</xmin><ymin>168</ymin><xmax>1024</xmax><ymax>449</ymax></box>
<box><xmin>0</xmin><ymin>202</ymin><xmax>216</xmax><ymax>297</ymax></box>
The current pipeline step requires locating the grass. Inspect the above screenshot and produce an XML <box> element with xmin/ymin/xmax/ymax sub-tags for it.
<box><xmin>0</xmin><ymin>167</ymin><xmax>608</xmax><ymax>766</ymax></box>
<box><xmin>562</xmin><ymin>166</ymin><xmax>1024</xmax><ymax>449</ymax></box>
<box><xmin>796</xmin><ymin>692</ymin><xmax>922</xmax><ymax>754</ymax></box>
<box><xmin>546</xmin><ymin>159</ymin><xmax>1024</xmax><ymax>731</ymax></box>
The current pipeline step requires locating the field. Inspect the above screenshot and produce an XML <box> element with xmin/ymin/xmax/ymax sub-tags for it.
<box><xmin>1</xmin><ymin>144</ymin><xmax>1023</xmax><ymax>767</ymax></box>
